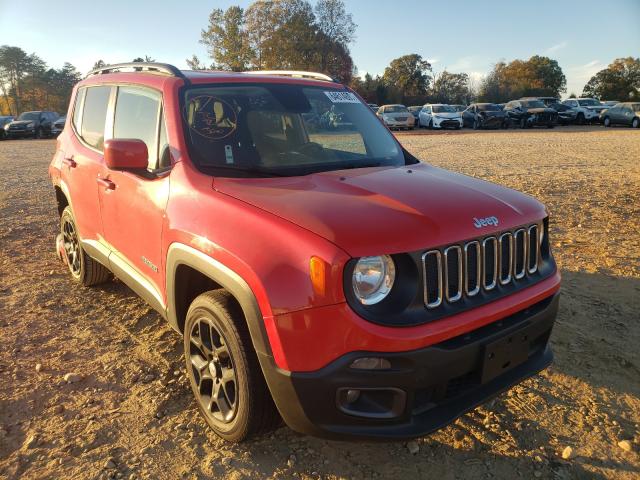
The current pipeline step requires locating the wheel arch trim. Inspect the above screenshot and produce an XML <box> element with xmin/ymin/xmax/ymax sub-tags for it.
<box><xmin>165</xmin><ymin>243</ymin><xmax>274</xmax><ymax>360</ymax></box>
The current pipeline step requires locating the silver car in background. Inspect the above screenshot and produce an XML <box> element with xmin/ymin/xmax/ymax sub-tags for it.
<box><xmin>376</xmin><ymin>104</ymin><xmax>415</xmax><ymax>130</ymax></box>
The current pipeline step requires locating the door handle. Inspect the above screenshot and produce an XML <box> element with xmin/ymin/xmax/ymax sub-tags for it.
<box><xmin>96</xmin><ymin>178</ymin><xmax>116</xmax><ymax>190</ymax></box>
<box><xmin>62</xmin><ymin>157</ymin><xmax>77</xmax><ymax>168</ymax></box>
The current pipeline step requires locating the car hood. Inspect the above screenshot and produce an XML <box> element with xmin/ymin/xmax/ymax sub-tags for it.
<box><xmin>479</xmin><ymin>110</ymin><xmax>505</xmax><ymax>117</ymax></box>
<box><xmin>8</xmin><ymin>120</ymin><xmax>33</xmax><ymax>127</ymax></box>
<box><xmin>432</xmin><ymin>112</ymin><xmax>460</xmax><ymax>119</ymax></box>
<box><xmin>213</xmin><ymin>163</ymin><xmax>546</xmax><ymax>257</ymax></box>
<box><xmin>526</xmin><ymin>108</ymin><xmax>555</xmax><ymax>114</ymax></box>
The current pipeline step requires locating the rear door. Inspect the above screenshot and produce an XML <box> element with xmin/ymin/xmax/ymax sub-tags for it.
<box><xmin>97</xmin><ymin>85</ymin><xmax>171</xmax><ymax>304</ymax></box>
<box><xmin>63</xmin><ymin>85</ymin><xmax>112</xmax><ymax>244</ymax></box>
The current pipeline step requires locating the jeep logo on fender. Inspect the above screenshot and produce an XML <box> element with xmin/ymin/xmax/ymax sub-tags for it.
<box><xmin>473</xmin><ymin>216</ymin><xmax>499</xmax><ymax>228</ymax></box>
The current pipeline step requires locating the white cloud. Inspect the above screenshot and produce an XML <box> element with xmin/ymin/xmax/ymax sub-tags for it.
<box><xmin>545</xmin><ymin>41</ymin><xmax>568</xmax><ymax>54</ymax></box>
<box><xmin>427</xmin><ymin>57</ymin><xmax>440</xmax><ymax>65</ymax></box>
<box><xmin>564</xmin><ymin>60</ymin><xmax>606</xmax><ymax>96</ymax></box>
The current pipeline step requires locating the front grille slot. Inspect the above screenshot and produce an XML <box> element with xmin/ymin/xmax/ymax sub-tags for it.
<box><xmin>464</xmin><ymin>241</ymin><xmax>481</xmax><ymax>296</ymax></box>
<box><xmin>513</xmin><ymin>229</ymin><xmax>527</xmax><ymax>280</ymax></box>
<box><xmin>482</xmin><ymin>237</ymin><xmax>498</xmax><ymax>290</ymax></box>
<box><xmin>422</xmin><ymin>251</ymin><xmax>442</xmax><ymax>308</ymax></box>
<box><xmin>499</xmin><ymin>232</ymin><xmax>513</xmax><ymax>285</ymax></box>
<box><xmin>444</xmin><ymin>246</ymin><xmax>462</xmax><ymax>302</ymax></box>
<box><xmin>527</xmin><ymin>224</ymin><xmax>539</xmax><ymax>273</ymax></box>
<box><xmin>421</xmin><ymin>223</ymin><xmax>544</xmax><ymax>311</ymax></box>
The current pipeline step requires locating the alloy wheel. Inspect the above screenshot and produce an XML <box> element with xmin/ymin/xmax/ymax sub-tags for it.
<box><xmin>188</xmin><ymin>317</ymin><xmax>238</xmax><ymax>423</ymax></box>
<box><xmin>61</xmin><ymin>216</ymin><xmax>81</xmax><ymax>277</ymax></box>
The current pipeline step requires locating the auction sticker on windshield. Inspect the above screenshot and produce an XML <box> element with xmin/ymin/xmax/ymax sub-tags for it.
<box><xmin>324</xmin><ymin>91</ymin><xmax>360</xmax><ymax>103</ymax></box>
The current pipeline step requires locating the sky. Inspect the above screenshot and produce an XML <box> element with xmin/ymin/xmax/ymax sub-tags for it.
<box><xmin>1</xmin><ymin>0</ymin><xmax>639</xmax><ymax>97</ymax></box>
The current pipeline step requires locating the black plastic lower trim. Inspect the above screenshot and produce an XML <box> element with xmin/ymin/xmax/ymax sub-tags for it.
<box><xmin>261</xmin><ymin>292</ymin><xmax>559</xmax><ymax>440</ymax></box>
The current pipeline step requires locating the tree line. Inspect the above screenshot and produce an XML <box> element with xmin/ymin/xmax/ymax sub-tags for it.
<box><xmin>1</xmin><ymin>0</ymin><xmax>638</xmax><ymax>116</ymax></box>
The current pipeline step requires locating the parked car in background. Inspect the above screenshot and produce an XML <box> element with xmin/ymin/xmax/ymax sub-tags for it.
<box><xmin>418</xmin><ymin>104</ymin><xmax>462</xmax><ymax>129</ymax></box>
<box><xmin>462</xmin><ymin>103</ymin><xmax>507</xmax><ymax>129</ymax></box>
<box><xmin>547</xmin><ymin>102</ymin><xmax>578</xmax><ymax>125</ymax></box>
<box><xmin>51</xmin><ymin>115</ymin><xmax>66</xmax><ymax>137</ymax></box>
<box><xmin>367</xmin><ymin>103</ymin><xmax>379</xmax><ymax>111</ymax></box>
<box><xmin>450</xmin><ymin>104</ymin><xmax>466</xmax><ymax>112</ymax></box>
<box><xmin>503</xmin><ymin>100</ymin><xmax>557</xmax><ymax>128</ymax></box>
<box><xmin>600</xmin><ymin>102</ymin><xmax>640</xmax><ymax>128</ymax></box>
<box><xmin>407</xmin><ymin>106</ymin><xmax>421</xmax><ymax>124</ymax></box>
<box><xmin>4</xmin><ymin>111</ymin><xmax>59</xmax><ymax>138</ymax></box>
<box><xmin>561</xmin><ymin>98</ymin><xmax>605</xmax><ymax>124</ymax></box>
<box><xmin>0</xmin><ymin>115</ymin><xmax>14</xmax><ymax>140</ymax></box>
<box><xmin>376</xmin><ymin>104</ymin><xmax>415</xmax><ymax>130</ymax></box>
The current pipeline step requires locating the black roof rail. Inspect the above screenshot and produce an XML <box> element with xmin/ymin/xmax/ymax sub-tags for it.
<box><xmin>85</xmin><ymin>62</ymin><xmax>186</xmax><ymax>79</ymax></box>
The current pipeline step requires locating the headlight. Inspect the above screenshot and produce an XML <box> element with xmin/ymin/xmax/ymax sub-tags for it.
<box><xmin>352</xmin><ymin>255</ymin><xmax>395</xmax><ymax>305</ymax></box>
<box><xmin>26</xmin><ymin>122</ymin><xmax>34</xmax><ymax>128</ymax></box>
<box><xmin>3</xmin><ymin>124</ymin><xmax>9</xmax><ymax>130</ymax></box>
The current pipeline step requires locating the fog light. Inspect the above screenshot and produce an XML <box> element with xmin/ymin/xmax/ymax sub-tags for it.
<box><xmin>350</xmin><ymin>357</ymin><xmax>391</xmax><ymax>370</ymax></box>
<box><xmin>345</xmin><ymin>389</ymin><xmax>360</xmax><ymax>403</ymax></box>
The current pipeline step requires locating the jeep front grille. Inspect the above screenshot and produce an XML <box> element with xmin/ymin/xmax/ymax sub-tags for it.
<box><xmin>422</xmin><ymin>224</ymin><xmax>541</xmax><ymax>309</ymax></box>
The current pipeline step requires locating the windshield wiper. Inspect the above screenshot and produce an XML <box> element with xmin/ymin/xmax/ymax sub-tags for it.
<box><xmin>336</xmin><ymin>161</ymin><xmax>382</xmax><ymax>171</ymax></box>
<box><xmin>199</xmin><ymin>164</ymin><xmax>287</xmax><ymax>177</ymax></box>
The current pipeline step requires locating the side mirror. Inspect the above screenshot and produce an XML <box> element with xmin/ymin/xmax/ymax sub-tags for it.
<box><xmin>104</xmin><ymin>138</ymin><xmax>148</xmax><ymax>171</ymax></box>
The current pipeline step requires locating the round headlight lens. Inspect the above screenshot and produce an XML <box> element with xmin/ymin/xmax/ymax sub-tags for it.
<box><xmin>352</xmin><ymin>255</ymin><xmax>395</xmax><ymax>305</ymax></box>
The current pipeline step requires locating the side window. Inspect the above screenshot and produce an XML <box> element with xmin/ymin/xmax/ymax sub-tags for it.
<box><xmin>81</xmin><ymin>86</ymin><xmax>112</xmax><ymax>150</ymax></box>
<box><xmin>72</xmin><ymin>88</ymin><xmax>85</xmax><ymax>131</ymax></box>
<box><xmin>113</xmin><ymin>86</ymin><xmax>162</xmax><ymax>170</ymax></box>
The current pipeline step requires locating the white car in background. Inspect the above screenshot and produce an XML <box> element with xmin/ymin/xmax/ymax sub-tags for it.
<box><xmin>418</xmin><ymin>104</ymin><xmax>462</xmax><ymax>129</ymax></box>
<box><xmin>376</xmin><ymin>104</ymin><xmax>415</xmax><ymax>130</ymax></box>
<box><xmin>561</xmin><ymin>98</ymin><xmax>606</xmax><ymax>124</ymax></box>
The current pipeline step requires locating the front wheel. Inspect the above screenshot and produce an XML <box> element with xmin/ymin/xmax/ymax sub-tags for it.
<box><xmin>631</xmin><ymin>118</ymin><xmax>638</xmax><ymax>128</ymax></box>
<box><xmin>603</xmin><ymin>116</ymin><xmax>611</xmax><ymax>127</ymax></box>
<box><xmin>428</xmin><ymin>119</ymin><xmax>433</xmax><ymax>129</ymax></box>
<box><xmin>576</xmin><ymin>113</ymin><xmax>585</xmax><ymax>125</ymax></box>
<box><xmin>472</xmin><ymin>118</ymin><xmax>480</xmax><ymax>130</ymax></box>
<box><xmin>184</xmin><ymin>290</ymin><xmax>280</xmax><ymax>442</ymax></box>
<box><xmin>59</xmin><ymin>207</ymin><xmax>111</xmax><ymax>286</ymax></box>
<box><xmin>520</xmin><ymin>118</ymin><xmax>527</xmax><ymax>129</ymax></box>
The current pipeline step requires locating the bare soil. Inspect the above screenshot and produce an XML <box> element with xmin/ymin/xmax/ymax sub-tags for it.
<box><xmin>1</xmin><ymin>128</ymin><xmax>639</xmax><ymax>480</ymax></box>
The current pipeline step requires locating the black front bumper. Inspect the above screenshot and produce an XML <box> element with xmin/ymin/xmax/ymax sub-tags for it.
<box><xmin>261</xmin><ymin>292</ymin><xmax>558</xmax><ymax>440</ymax></box>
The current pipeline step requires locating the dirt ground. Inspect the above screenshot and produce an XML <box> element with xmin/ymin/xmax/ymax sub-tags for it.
<box><xmin>1</xmin><ymin>127</ymin><xmax>639</xmax><ymax>480</ymax></box>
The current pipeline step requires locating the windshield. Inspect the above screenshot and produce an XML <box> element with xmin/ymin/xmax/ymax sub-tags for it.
<box><xmin>384</xmin><ymin>105</ymin><xmax>408</xmax><ymax>113</ymax></box>
<box><xmin>17</xmin><ymin>112</ymin><xmax>39</xmax><ymax>121</ymax></box>
<box><xmin>477</xmin><ymin>104</ymin><xmax>501</xmax><ymax>112</ymax></box>
<box><xmin>578</xmin><ymin>99</ymin><xmax>601</xmax><ymax>106</ymax></box>
<box><xmin>432</xmin><ymin>105</ymin><xmax>456</xmax><ymax>113</ymax></box>
<box><xmin>183</xmin><ymin>84</ymin><xmax>405</xmax><ymax>177</ymax></box>
<box><xmin>521</xmin><ymin>100</ymin><xmax>546</xmax><ymax>109</ymax></box>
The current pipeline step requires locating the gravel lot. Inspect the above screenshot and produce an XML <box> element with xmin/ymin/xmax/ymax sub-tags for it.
<box><xmin>1</xmin><ymin>128</ymin><xmax>639</xmax><ymax>480</ymax></box>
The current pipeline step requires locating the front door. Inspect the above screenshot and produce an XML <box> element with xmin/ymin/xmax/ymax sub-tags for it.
<box><xmin>97</xmin><ymin>85</ymin><xmax>171</xmax><ymax>307</ymax></box>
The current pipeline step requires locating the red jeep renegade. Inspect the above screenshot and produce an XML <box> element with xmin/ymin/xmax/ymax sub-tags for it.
<box><xmin>49</xmin><ymin>63</ymin><xmax>561</xmax><ymax>442</ymax></box>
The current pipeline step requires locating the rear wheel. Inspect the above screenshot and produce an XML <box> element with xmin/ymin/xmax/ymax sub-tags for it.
<box><xmin>60</xmin><ymin>207</ymin><xmax>111</xmax><ymax>286</ymax></box>
<box><xmin>184</xmin><ymin>290</ymin><xmax>280</xmax><ymax>442</ymax></box>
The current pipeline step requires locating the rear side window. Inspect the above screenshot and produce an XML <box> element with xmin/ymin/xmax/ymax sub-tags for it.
<box><xmin>113</xmin><ymin>86</ymin><xmax>162</xmax><ymax>169</ymax></box>
<box><xmin>72</xmin><ymin>89</ymin><xmax>85</xmax><ymax>131</ymax></box>
<box><xmin>81</xmin><ymin>86</ymin><xmax>112</xmax><ymax>150</ymax></box>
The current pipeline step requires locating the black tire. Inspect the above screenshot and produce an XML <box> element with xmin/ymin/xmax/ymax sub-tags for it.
<box><xmin>576</xmin><ymin>113</ymin><xmax>585</xmax><ymax>125</ymax></box>
<box><xmin>184</xmin><ymin>290</ymin><xmax>280</xmax><ymax>442</ymax></box>
<box><xmin>428</xmin><ymin>119</ymin><xmax>433</xmax><ymax>129</ymax></box>
<box><xmin>473</xmin><ymin>117</ymin><xmax>480</xmax><ymax>130</ymax></box>
<box><xmin>35</xmin><ymin>128</ymin><xmax>43</xmax><ymax>139</ymax></box>
<box><xmin>520</xmin><ymin>117</ymin><xmax>527</xmax><ymax>129</ymax></box>
<box><xmin>603</xmin><ymin>116</ymin><xmax>611</xmax><ymax>127</ymax></box>
<box><xmin>632</xmin><ymin>118</ymin><xmax>639</xmax><ymax>128</ymax></box>
<box><xmin>547</xmin><ymin>123</ymin><xmax>554</xmax><ymax>129</ymax></box>
<box><xmin>60</xmin><ymin>206</ymin><xmax>111</xmax><ymax>286</ymax></box>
